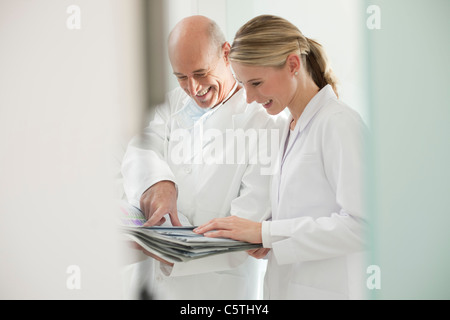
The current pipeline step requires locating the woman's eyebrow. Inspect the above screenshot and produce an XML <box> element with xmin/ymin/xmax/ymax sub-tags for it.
<box><xmin>247</xmin><ymin>78</ymin><xmax>262</xmax><ymax>83</ymax></box>
<box><xmin>235</xmin><ymin>77</ymin><xmax>262</xmax><ymax>84</ymax></box>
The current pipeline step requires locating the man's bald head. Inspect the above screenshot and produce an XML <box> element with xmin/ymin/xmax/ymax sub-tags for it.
<box><xmin>168</xmin><ymin>15</ymin><xmax>226</xmax><ymax>60</ymax></box>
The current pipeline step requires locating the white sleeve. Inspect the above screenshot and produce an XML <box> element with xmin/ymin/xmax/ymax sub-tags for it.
<box><xmin>121</xmin><ymin>100</ymin><xmax>177</xmax><ymax>208</ymax></box>
<box><xmin>229</xmin><ymin>113</ymin><xmax>281</xmax><ymax>222</ymax></box>
<box><xmin>229</xmin><ymin>163</ymin><xmax>272</xmax><ymax>222</ymax></box>
<box><xmin>269</xmin><ymin>110</ymin><xmax>369</xmax><ymax>265</ymax></box>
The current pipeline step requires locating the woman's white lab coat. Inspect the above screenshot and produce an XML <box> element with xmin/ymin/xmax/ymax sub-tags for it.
<box><xmin>122</xmin><ymin>87</ymin><xmax>283</xmax><ymax>299</ymax></box>
<box><xmin>261</xmin><ymin>85</ymin><xmax>369</xmax><ymax>299</ymax></box>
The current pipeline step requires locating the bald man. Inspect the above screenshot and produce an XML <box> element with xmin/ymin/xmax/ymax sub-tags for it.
<box><xmin>121</xmin><ymin>16</ymin><xmax>283</xmax><ymax>299</ymax></box>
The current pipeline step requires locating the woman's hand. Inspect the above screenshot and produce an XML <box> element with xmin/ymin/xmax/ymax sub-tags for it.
<box><xmin>194</xmin><ymin>216</ymin><xmax>262</xmax><ymax>244</ymax></box>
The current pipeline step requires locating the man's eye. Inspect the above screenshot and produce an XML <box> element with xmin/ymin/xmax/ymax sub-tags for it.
<box><xmin>194</xmin><ymin>73</ymin><xmax>207</xmax><ymax>78</ymax></box>
<box><xmin>177</xmin><ymin>76</ymin><xmax>187</xmax><ymax>81</ymax></box>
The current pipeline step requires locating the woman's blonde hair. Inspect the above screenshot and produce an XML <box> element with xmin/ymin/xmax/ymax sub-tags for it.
<box><xmin>230</xmin><ymin>15</ymin><xmax>339</xmax><ymax>97</ymax></box>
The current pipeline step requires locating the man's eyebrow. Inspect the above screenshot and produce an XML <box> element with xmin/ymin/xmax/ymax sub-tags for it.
<box><xmin>192</xmin><ymin>68</ymin><xmax>208</xmax><ymax>73</ymax></box>
<box><xmin>173</xmin><ymin>69</ymin><xmax>209</xmax><ymax>76</ymax></box>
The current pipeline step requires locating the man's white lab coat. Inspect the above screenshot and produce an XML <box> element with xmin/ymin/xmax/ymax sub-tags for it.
<box><xmin>261</xmin><ymin>85</ymin><xmax>369</xmax><ymax>299</ymax></box>
<box><xmin>122</xmin><ymin>86</ymin><xmax>283</xmax><ymax>299</ymax></box>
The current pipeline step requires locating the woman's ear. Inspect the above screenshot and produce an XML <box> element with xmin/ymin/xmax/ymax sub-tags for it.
<box><xmin>222</xmin><ymin>42</ymin><xmax>231</xmax><ymax>65</ymax></box>
<box><xmin>286</xmin><ymin>53</ymin><xmax>301</xmax><ymax>76</ymax></box>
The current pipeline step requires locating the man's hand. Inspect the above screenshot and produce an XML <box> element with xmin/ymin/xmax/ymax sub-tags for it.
<box><xmin>246</xmin><ymin>248</ymin><xmax>270</xmax><ymax>259</ymax></box>
<box><xmin>127</xmin><ymin>241</ymin><xmax>174</xmax><ymax>267</ymax></box>
<box><xmin>140</xmin><ymin>180</ymin><xmax>182</xmax><ymax>227</ymax></box>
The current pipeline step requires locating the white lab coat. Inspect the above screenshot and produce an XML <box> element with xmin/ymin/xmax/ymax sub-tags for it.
<box><xmin>121</xmin><ymin>86</ymin><xmax>284</xmax><ymax>299</ymax></box>
<box><xmin>261</xmin><ymin>85</ymin><xmax>369</xmax><ymax>299</ymax></box>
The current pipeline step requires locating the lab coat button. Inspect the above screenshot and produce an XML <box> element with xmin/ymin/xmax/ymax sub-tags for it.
<box><xmin>184</xmin><ymin>166</ymin><xmax>192</xmax><ymax>174</ymax></box>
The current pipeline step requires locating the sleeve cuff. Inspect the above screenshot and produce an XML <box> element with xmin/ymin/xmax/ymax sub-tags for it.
<box><xmin>261</xmin><ymin>220</ymin><xmax>273</xmax><ymax>248</ymax></box>
<box><xmin>139</xmin><ymin>178</ymin><xmax>178</xmax><ymax>199</ymax></box>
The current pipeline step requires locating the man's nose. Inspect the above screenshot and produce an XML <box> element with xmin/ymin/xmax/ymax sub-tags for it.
<box><xmin>187</xmin><ymin>77</ymin><xmax>199</xmax><ymax>96</ymax></box>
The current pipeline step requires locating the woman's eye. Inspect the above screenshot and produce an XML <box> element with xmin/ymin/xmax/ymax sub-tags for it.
<box><xmin>251</xmin><ymin>82</ymin><xmax>262</xmax><ymax>87</ymax></box>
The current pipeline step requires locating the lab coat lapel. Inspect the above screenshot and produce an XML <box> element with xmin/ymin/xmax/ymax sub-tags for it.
<box><xmin>273</xmin><ymin>115</ymin><xmax>291</xmax><ymax>210</ymax></box>
<box><xmin>282</xmin><ymin>85</ymin><xmax>336</xmax><ymax>163</ymax></box>
<box><xmin>275</xmin><ymin>85</ymin><xmax>337</xmax><ymax>211</ymax></box>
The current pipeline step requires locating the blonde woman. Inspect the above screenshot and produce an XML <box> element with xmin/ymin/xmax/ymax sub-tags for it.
<box><xmin>194</xmin><ymin>15</ymin><xmax>368</xmax><ymax>299</ymax></box>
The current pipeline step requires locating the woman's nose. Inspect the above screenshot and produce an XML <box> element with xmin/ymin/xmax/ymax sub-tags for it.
<box><xmin>245</xmin><ymin>87</ymin><xmax>256</xmax><ymax>104</ymax></box>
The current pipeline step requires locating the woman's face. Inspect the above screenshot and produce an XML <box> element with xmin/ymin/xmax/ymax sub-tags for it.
<box><xmin>231</xmin><ymin>61</ymin><xmax>296</xmax><ymax>115</ymax></box>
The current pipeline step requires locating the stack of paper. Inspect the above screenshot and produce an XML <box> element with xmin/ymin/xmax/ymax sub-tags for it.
<box><xmin>122</xmin><ymin>226</ymin><xmax>261</xmax><ymax>263</ymax></box>
<box><xmin>118</xmin><ymin>201</ymin><xmax>261</xmax><ymax>263</ymax></box>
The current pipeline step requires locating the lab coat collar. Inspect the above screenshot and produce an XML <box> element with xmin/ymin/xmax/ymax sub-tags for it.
<box><xmin>173</xmin><ymin>87</ymin><xmax>249</xmax><ymax>163</ymax></box>
<box><xmin>173</xmin><ymin>81</ymin><xmax>239</xmax><ymax>130</ymax></box>
<box><xmin>201</xmin><ymin>85</ymin><xmax>248</xmax><ymax>132</ymax></box>
<box><xmin>296</xmin><ymin>84</ymin><xmax>336</xmax><ymax>135</ymax></box>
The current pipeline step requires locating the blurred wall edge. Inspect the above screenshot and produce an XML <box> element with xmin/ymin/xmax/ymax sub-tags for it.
<box><xmin>0</xmin><ymin>0</ymin><xmax>165</xmax><ymax>299</ymax></box>
<box><xmin>365</xmin><ymin>0</ymin><xmax>450</xmax><ymax>299</ymax></box>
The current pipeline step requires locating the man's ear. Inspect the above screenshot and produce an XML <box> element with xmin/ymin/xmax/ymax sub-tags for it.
<box><xmin>222</xmin><ymin>42</ymin><xmax>231</xmax><ymax>65</ymax></box>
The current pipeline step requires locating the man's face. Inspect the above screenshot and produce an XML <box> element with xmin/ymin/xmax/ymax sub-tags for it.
<box><xmin>170</xmin><ymin>41</ymin><xmax>230</xmax><ymax>109</ymax></box>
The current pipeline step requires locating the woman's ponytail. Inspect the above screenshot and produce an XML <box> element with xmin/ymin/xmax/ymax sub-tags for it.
<box><xmin>305</xmin><ymin>37</ymin><xmax>339</xmax><ymax>98</ymax></box>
